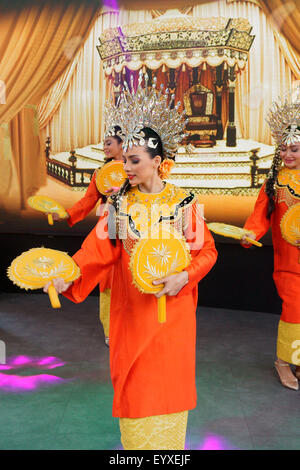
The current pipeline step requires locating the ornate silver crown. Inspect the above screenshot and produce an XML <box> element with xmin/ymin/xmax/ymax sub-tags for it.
<box><xmin>266</xmin><ymin>86</ymin><xmax>300</xmax><ymax>145</ymax></box>
<box><xmin>106</xmin><ymin>71</ymin><xmax>188</xmax><ymax>159</ymax></box>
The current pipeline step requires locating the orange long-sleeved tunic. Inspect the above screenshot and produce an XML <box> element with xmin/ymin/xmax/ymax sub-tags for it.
<box><xmin>243</xmin><ymin>169</ymin><xmax>300</xmax><ymax>323</ymax></box>
<box><xmin>63</xmin><ymin>184</ymin><xmax>218</xmax><ymax>418</ymax></box>
<box><xmin>66</xmin><ymin>170</ymin><xmax>113</xmax><ymax>292</ymax></box>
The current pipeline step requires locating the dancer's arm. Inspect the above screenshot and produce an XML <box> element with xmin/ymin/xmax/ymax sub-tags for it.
<box><xmin>181</xmin><ymin>203</ymin><xmax>218</xmax><ymax>294</ymax></box>
<box><xmin>155</xmin><ymin>202</ymin><xmax>217</xmax><ymax>297</ymax></box>
<box><xmin>64</xmin><ymin>215</ymin><xmax>121</xmax><ymax>302</ymax></box>
<box><xmin>66</xmin><ymin>171</ymin><xmax>102</xmax><ymax>226</ymax></box>
<box><xmin>242</xmin><ymin>183</ymin><xmax>271</xmax><ymax>245</ymax></box>
<box><xmin>44</xmin><ymin>211</ymin><xmax>121</xmax><ymax>303</ymax></box>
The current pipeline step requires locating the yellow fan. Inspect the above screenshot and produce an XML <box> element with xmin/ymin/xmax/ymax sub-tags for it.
<box><xmin>129</xmin><ymin>227</ymin><xmax>191</xmax><ymax>323</ymax></box>
<box><xmin>207</xmin><ymin>222</ymin><xmax>262</xmax><ymax>247</ymax></box>
<box><xmin>280</xmin><ymin>204</ymin><xmax>300</xmax><ymax>262</ymax></box>
<box><xmin>27</xmin><ymin>196</ymin><xmax>68</xmax><ymax>225</ymax></box>
<box><xmin>7</xmin><ymin>247</ymin><xmax>81</xmax><ymax>309</ymax></box>
<box><xmin>95</xmin><ymin>161</ymin><xmax>127</xmax><ymax>195</ymax></box>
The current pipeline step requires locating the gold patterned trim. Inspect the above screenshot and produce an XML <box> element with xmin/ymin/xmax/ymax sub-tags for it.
<box><xmin>185</xmin><ymin>130</ymin><xmax>217</xmax><ymax>136</ymax></box>
<box><xmin>277</xmin><ymin>320</ymin><xmax>300</xmax><ymax>365</ymax></box>
<box><xmin>168</xmin><ymin>173</ymin><xmax>252</xmax><ymax>180</ymax></box>
<box><xmin>182</xmin><ymin>187</ymin><xmax>261</xmax><ymax>196</ymax></box>
<box><xmin>280</xmin><ymin>203</ymin><xmax>300</xmax><ymax>247</ymax></box>
<box><xmin>119</xmin><ymin>183</ymin><xmax>196</xmax><ymax>241</ymax></box>
<box><xmin>174</xmin><ymin>162</ymin><xmax>254</xmax><ymax>168</ymax></box>
<box><xmin>275</xmin><ymin>168</ymin><xmax>300</xmax><ymax>207</ymax></box>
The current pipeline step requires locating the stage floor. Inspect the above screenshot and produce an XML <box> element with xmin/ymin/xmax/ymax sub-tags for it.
<box><xmin>0</xmin><ymin>293</ymin><xmax>299</xmax><ymax>450</ymax></box>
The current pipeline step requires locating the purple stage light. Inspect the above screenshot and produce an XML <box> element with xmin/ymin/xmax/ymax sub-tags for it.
<box><xmin>36</xmin><ymin>356</ymin><xmax>66</xmax><ymax>369</ymax></box>
<box><xmin>0</xmin><ymin>365</ymin><xmax>12</xmax><ymax>370</ymax></box>
<box><xmin>0</xmin><ymin>373</ymin><xmax>65</xmax><ymax>392</ymax></box>
<box><xmin>0</xmin><ymin>356</ymin><xmax>68</xmax><ymax>393</ymax></box>
<box><xmin>11</xmin><ymin>355</ymin><xmax>32</xmax><ymax>366</ymax></box>
<box><xmin>185</xmin><ymin>433</ymin><xmax>235</xmax><ymax>450</ymax></box>
<box><xmin>0</xmin><ymin>355</ymin><xmax>65</xmax><ymax>370</ymax></box>
<box><xmin>198</xmin><ymin>433</ymin><xmax>235</xmax><ymax>450</ymax></box>
<box><xmin>201</xmin><ymin>435</ymin><xmax>224</xmax><ymax>450</ymax></box>
<box><xmin>103</xmin><ymin>0</ymin><xmax>119</xmax><ymax>10</ymax></box>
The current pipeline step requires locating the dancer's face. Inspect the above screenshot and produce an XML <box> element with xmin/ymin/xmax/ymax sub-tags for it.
<box><xmin>280</xmin><ymin>143</ymin><xmax>300</xmax><ymax>170</ymax></box>
<box><xmin>123</xmin><ymin>145</ymin><xmax>161</xmax><ymax>186</ymax></box>
<box><xmin>103</xmin><ymin>137</ymin><xmax>123</xmax><ymax>160</ymax></box>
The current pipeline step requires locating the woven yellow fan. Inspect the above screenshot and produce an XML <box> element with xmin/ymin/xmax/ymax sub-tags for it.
<box><xmin>27</xmin><ymin>196</ymin><xmax>68</xmax><ymax>225</ymax></box>
<box><xmin>130</xmin><ymin>227</ymin><xmax>191</xmax><ymax>323</ymax></box>
<box><xmin>280</xmin><ymin>204</ymin><xmax>300</xmax><ymax>262</ymax></box>
<box><xmin>95</xmin><ymin>161</ymin><xmax>127</xmax><ymax>195</ymax></box>
<box><xmin>207</xmin><ymin>222</ymin><xmax>262</xmax><ymax>247</ymax></box>
<box><xmin>7</xmin><ymin>248</ymin><xmax>81</xmax><ymax>308</ymax></box>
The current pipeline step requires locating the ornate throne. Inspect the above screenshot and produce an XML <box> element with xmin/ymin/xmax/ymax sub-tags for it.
<box><xmin>183</xmin><ymin>84</ymin><xmax>218</xmax><ymax>147</ymax></box>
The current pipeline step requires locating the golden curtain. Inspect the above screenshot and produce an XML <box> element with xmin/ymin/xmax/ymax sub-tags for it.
<box><xmin>41</xmin><ymin>9</ymin><xmax>153</xmax><ymax>152</ymax></box>
<box><xmin>228</xmin><ymin>0</ymin><xmax>300</xmax><ymax>78</ymax></box>
<box><xmin>193</xmin><ymin>0</ymin><xmax>298</xmax><ymax>143</ymax></box>
<box><xmin>0</xmin><ymin>1</ymin><xmax>99</xmax><ymax>210</ymax></box>
<box><xmin>38</xmin><ymin>57</ymin><xmax>82</xmax><ymax>131</ymax></box>
<box><xmin>259</xmin><ymin>0</ymin><xmax>300</xmax><ymax>55</ymax></box>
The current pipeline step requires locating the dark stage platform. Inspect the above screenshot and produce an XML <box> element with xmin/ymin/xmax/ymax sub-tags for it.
<box><xmin>0</xmin><ymin>293</ymin><xmax>299</xmax><ymax>450</ymax></box>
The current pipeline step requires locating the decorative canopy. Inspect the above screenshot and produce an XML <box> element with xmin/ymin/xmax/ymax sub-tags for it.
<box><xmin>97</xmin><ymin>11</ymin><xmax>255</xmax><ymax>75</ymax></box>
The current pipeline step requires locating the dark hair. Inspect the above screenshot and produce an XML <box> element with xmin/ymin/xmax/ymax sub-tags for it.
<box><xmin>108</xmin><ymin>127</ymin><xmax>164</xmax><ymax>244</ymax></box>
<box><xmin>142</xmin><ymin>127</ymin><xmax>164</xmax><ymax>160</ymax></box>
<box><xmin>265</xmin><ymin>145</ymin><xmax>282</xmax><ymax>218</ymax></box>
<box><xmin>104</xmin><ymin>126</ymin><xmax>123</xmax><ymax>163</ymax></box>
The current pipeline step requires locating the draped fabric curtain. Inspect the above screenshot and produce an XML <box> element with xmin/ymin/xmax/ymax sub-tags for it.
<box><xmin>41</xmin><ymin>9</ymin><xmax>153</xmax><ymax>152</ymax></box>
<box><xmin>38</xmin><ymin>57</ymin><xmax>82</xmax><ymax>131</ymax></box>
<box><xmin>0</xmin><ymin>1</ymin><xmax>99</xmax><ymax>123</ymax></box>
<box><xmin>228</xmin><ymin>0</ymin><xmax>300</xmax><ymax>78</ymax></box>
<box><xmin>273</xmin><ymin>32</ymin><xmax>300</xmax><ymax>80</ymax></box>
<box><xmin>193</xmin><ymin>0</ymin><xmax>298</xmax><ymax>143</ymax></box>
<box><xmin>0</xmin><ymin>1</ymin><xmax>99</xmax><ymax>210</ymax></box>
<box><xmin>259</xmin><ymin>0</ymin><xmax>300</xmax><ymax>56</ymax></box>
<box><xmin>41</xmin><ymin>0</ymin><xmax>299</xmax><ymax>153</ymax></box>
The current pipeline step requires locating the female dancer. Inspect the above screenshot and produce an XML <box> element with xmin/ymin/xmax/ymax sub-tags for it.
<box><xmin>242</xmin><ymin>89</ymin><xmax>300</xmax><ymax>390</ymax></box>
<box><xmin>50</xmin><ymin>126</ymin><xmax>123</xmax><ymax>346</ymax></box>
<box><xmin>43</xmin><ymin>75</ymin><xmax>217</xmax><ymax>450</ymax></box>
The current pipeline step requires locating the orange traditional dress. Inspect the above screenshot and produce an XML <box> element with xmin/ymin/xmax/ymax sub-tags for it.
<box><xmin>244</xmin><ymin>167</ymin><xmax>300</xmax><ymax>364</ymax></box>
<box><xmin>63</xmin><ymin>182</ymin><xmax>218</xmax><ymax>419</ymax></box>
<box><xmin>66</xmin><ymin>170</ymin><xmax>113</xmax><ymax>336</ymax></box>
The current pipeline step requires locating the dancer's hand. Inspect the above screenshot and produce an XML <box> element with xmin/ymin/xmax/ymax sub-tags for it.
<box><xmin>105</xmin><ymin>186</ymin><xmax>120</xmax><ymax>195</ymax></box>
<box><xmin>45</xmin><ymin>212</ymin><xmax>69</xmax><ymax>222</ymax></box>
<box><xmin>43</xmin><ymin>278</ymin><xmax>72</xmax><ymax>294</ymax></box>
<box><xmin>153</xmin><ymin>271</ymin><xmax>189</xmax><ymax>298</ymax></box>
<box><xmin>241</xmin><ymin>232</ymin><xmax>256</xmax><ymax>246</ymax></box>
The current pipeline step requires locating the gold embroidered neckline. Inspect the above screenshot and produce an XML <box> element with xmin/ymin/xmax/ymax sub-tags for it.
<box><xmin>276</xmin><ymin>167</ymin><xmax>300</xmax><ymax>199</ymax></box>
<box><xmin>118</xmin><ymin>183</ymin><xmax>195</xmax><ymax>244</ymax></box>
<box><xmin>135</xmin><ymin>182</ymin><xmax>167</xmax><ymax>197</ymax></box>
<box><xmin>125</xmin><ymin>182</ymin><xmax>190</xmax><ymax>208</ymax></box>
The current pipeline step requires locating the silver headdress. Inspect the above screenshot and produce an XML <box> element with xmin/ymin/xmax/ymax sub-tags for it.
<box><xmin>266</xmin><ymin>86</ymin><xmax>300</xmax><ymax>146</ymax></box>
<box><xmin>113</xmin><ymin>71</ymin><xmax>188</xmax><ymax>160</ymax></box>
